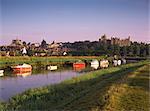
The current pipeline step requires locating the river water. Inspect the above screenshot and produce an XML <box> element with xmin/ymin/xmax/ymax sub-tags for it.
<box><xmin>0</xmin><ymin>66</ymin><xmax>93</xmax><ymax>101</ymax></box>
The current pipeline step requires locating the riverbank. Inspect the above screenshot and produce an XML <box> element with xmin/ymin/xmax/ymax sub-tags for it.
<box><xmin>0</xmin><ymin>60</ymin><xmax>149</xmax><ymax>110</ymax></box>
<box><xmin>104</xmin><ymin>64</ymin><xmax>149</xmax><ymax>111</ymax></box>
<box><xmin>0</xmin><ymin>56</ymin><xmax>104</xmax><ymax>69</ymax></box>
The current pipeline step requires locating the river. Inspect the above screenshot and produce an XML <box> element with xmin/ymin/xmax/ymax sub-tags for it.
<box><xmin>0</xmin><ymin>66</ymin><xmax>93</xmax><ymax>101</ymax></box>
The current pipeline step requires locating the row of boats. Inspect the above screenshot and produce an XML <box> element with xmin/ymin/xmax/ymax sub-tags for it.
<box><xmin>0</xmin><ymin>59</ymin><xmax>126</xmax><ymax>77</ymax></box>
<box><xmin>73</xmin><ymin>59</ymin><xmax>126</xmax><ymax>70</ymax></box>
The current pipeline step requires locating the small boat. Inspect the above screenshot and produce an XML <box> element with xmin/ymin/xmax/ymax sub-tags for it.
<box><xmin>91</xmin><ymin>59</ymin><xmax>99</xmax><ymax>66</ymax></box>
<box><xmin>100</xmin><ymin>59</ymin><xmax>109</xmax><ymax>68</ymax></box>
<box><xmin>11</xmin><ymin>63</ymin><xmax>32</xmax><ymax>73</ymax></box>
<box><xmin>113</xmin><ymin>60</ymin><xmax>118</xmax><ymax>66</ymax></box>
<box><xmin>47</xmin><ymin>65</ymin><xmax>57</xmax><ymax>71</ymax></box>
<box><xmin>73</xmin><ymin>60</ymin><xmax>86</xmax><ymax>68</ymax></box>
<box><xmin>117</xmin><ymin>60</ymin><xmax>122</xmax><ymax>66</ymax></box>
<box><xmin>0</xmin><ymin>70</ymin><xmax>4</xmax><ymax>77</ymax></box>
<box><xmin>91</xmin><ymin>59</ymin><xmax>99</xmax><ymax>69</ymax></box>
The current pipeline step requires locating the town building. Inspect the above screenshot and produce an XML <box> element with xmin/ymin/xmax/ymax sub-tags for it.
<box><xmin>10</xmin><ymin>39</ymin><xmax>23</xmax><ymax>46</ymax></box>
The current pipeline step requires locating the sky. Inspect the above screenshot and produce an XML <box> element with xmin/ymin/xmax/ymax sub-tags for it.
<box><xmin>0</xmin><ymin>0</ymin><xmax>149</xmax><ymax>45</ymax></box>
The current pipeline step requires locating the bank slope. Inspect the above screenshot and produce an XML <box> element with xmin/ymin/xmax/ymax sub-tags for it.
<box><xmin>104</xmin><ymin>64</ymin><xmax>150</xmax><ymax>111</ymax></box>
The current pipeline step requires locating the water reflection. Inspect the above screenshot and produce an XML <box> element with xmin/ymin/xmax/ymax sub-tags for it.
<box><xmin>0</xmin><ymin>65</ymin><xmax>98</xmax><ymax>101</ymax></box>
<box><xmin>13</xmin><ymin>71</ymin><xmax>32</xmax><ymax>78</ymax></box>
<box><xmin>0</xmin><ymin>67</ymin><xmax>86</xmax><ymax>101</ymax></box>
<box><xmin>73</xmin><ymin>66</ymin><xmax>85</xmax><ymax>71</ymax></box>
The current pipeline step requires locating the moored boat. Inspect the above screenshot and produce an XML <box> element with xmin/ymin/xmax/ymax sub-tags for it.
<box><xmin>100</xmin><ymin>59</ymin><xmax>109</xmax><ymax>68</ymax></box>
<box><xmin>113</xmin><ymin>60</ymin><xmax>118</xmax><ymax>66</ymax></box>
<box><xmin>117</xmin><ymin>60</ymin><xmax>122</xmax><ymax>66</ymax></box>
<box><xmin>0</xmin><ymin>70</ymin><xmax>4</xmax><ymax>77</ymax></box>
<box><xmin>73</xmin><ymin>60</ymin><xmax>86</xmax><ymax>68</ymax></box>
<box><xmin>11</xmin><ymin>63</ymin><xmax>32</xmax><ymax>72</ymax></box>
<box><xmin>47</xmin><ymin>65</ymin><xmax>57</xmax><ymax>71</ymax></box>
<box><xmin>91</xmin><ymin>59</ymin><xmax>99</xmax><ymax>69</ymax></box>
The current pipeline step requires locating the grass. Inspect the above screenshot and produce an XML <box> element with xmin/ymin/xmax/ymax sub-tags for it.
<box><xmin>0</xmin><ymin>60</ymin><xmax>149</xmax><ymax>110</ymax></box>
<box><xmin>104</xmin><ymin>64</ymin><xmax>150</xmax><ymax>111</ymax></box>
<box><xmin>0</xmin><ymin>56</ymin><xmax>104</xmax><ymax>69</ymax></box>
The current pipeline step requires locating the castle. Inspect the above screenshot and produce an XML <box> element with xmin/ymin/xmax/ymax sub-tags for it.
<box><xmin>99</xmin><ymin>34</ymin><xmax>131</xmax><ymax>46</ymax></box>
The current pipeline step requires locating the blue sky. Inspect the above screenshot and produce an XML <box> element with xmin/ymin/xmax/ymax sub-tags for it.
<box><xmin>0</xmin><ymin>0</ymin><xmax>149</xmax><ymax>45</ymax></box>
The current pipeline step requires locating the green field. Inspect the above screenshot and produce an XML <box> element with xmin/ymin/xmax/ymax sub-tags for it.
<box><xmin>0</xmin><ymin>60</ymin><xmax>149</xmax><ymax>110</ymax></box>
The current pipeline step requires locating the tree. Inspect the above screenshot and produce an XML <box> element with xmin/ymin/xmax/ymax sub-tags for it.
<box><xmin>128</xmin><ymin>45</ymin><xmax>134</xmax><ymax>56</ymax></box>
<box><xmin>41</xmin><ymin>39</ymin><xmax>47</xmax><ymax>48</ymax></box>
<box><xmin>114</xmin><ymin>45</ymin><xmax>120</xmax><ymax>55</ymax></box>
<box><xmin>27</xmin><ymin>42</ymin><xmax>31</xmax><ymax>46</ymax></box>
<box><xmin>135</xmin><ymin>45</ymin><xmax>140</xmax><ymax>56</ymax></box>
<box><xmin>23</xmin><ymin>41</ymin><xmax>27</xmax><ymax>46</ymax></box>
<box><xmin>145</xmin><ymin>44</ymin><xmax>150</xmax><ymax>56</ymax></box>
<box><xmin>122</xmin><ymin>46</ymin><xmax>127</xmax><ymax>56</ymax></box>
<box><xmin>108</xmin><ymin>45</ymin><xmax>114</xmax><ymax>56</ymax></box>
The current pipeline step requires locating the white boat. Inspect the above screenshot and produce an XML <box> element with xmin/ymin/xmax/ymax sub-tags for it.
<box><xmin>47</xmin><ymin>65</ymin><xmax>57</xmax><ymax>71</ymax></box>
<box><xmin>117</xmin><ymin>60</ymin><xmax>122</xmax><ymax>66</ymax></box>
<box><xmin>0</xmin><ymin>70</ymin><xmax>4</xmax><ymax>77</ymax></box>
<box><xmin>91</xmin><ymin>59</ymin><xmax>99</xmax><ymax>65</ymax></box>
<box><xmin>91</xmin><ymin>60</ymin><xmax>99</xmax><ymax>69</ymax></box>
<box><xmin>113</xmin><ymin>60</ymin><xmax>118</xmax><ymax>66</ymax></box>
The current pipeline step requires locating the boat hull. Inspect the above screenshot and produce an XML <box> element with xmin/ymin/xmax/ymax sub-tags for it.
<box><xmin>47</xmin><ymin>66</ymin><xmax>57</xmax><ymax>71</ymax></box>
<box><xmin>73</xmin><ymin>63</ymin><xmax>85</xmax><ymax>68</ymax></box>
<box><xmin>14</xmin><ymin>72</ymin><xmax>31</xmax><ymax>77</ymax></box>
<box><xmin>12</xmin><ymin>67</ymin><xmax>32</xmax><ymax>73</ymax></box>
<box><xmin>11</xmin><ymin>64</ymin><xmax>32</xmax><ymax>73</ymax></box>
<box><xmin>0</xmin><ymin>70</ymin><xmax>4</xmax><ymax>74</ymax></box>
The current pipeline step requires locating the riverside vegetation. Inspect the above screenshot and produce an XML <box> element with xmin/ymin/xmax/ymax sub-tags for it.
<box><xmin>0</xmin><ymin>56</ymin><xmax>104</xmax><ymax>69</ymax></box>
<box><xmin>0</xmin><ymin>56</ymin><xmax>148</xmax><ymax>69</ymax></box>
<box><xmin>0</xmin><ymin>60</ymin><xmax>149</xmax><ymax>110</ymax></box>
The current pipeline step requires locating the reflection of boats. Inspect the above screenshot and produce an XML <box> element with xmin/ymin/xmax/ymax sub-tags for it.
<box><xmin>0</xmin><ymin>70</ymin><xmax>4</xmax><ymax>77</ymax></box>
<box><xmin>73</xmin><ymin>66</ymin><xmax>85</xmax><ymax>71</ymax></box>
<box><xmin>47</xmin><ymin>65</ymin><xmax>57</xmax><ymax>71</ymax></box>
<box><xmin>91</xmin><ymin>60</ymin><xmax>99</xmax><ymax>69</ymax></box>
<box><xmin>14</xmin><ymin>72</ymin><xmax>31</xmax><ymax>77</ymax></box>
<box><xmin>11</xmin><ymin>63</ymin><xmax>32</xmax><ymax>72</ymax></box>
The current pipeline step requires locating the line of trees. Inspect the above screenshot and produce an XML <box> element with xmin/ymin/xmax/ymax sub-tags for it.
<box><xmin>64</xmin><ymin>41</ymin><xmax>149</xmax><ymax>57</ymax></box>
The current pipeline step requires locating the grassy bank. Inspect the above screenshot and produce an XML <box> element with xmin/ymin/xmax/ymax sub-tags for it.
<box><xmin>0</xmin><ymin>60</ymin><xmax>148</xmax><ymax>110</ymax></box>
<box><xmin>0</xmin><ymin>56</ymin><xmax>104</xmax><ymax>69</ymax></box>
<box><xmin>104</xmin><ymin>64</ymin><xmax>150</xmax><ymax>111</ymax></box>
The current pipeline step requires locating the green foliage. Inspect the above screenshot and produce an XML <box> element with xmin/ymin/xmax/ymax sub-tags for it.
<box><xmin>64</xmin><ymin>41</ymin><xmax>149</xmax><ymax>57</ymax></box>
